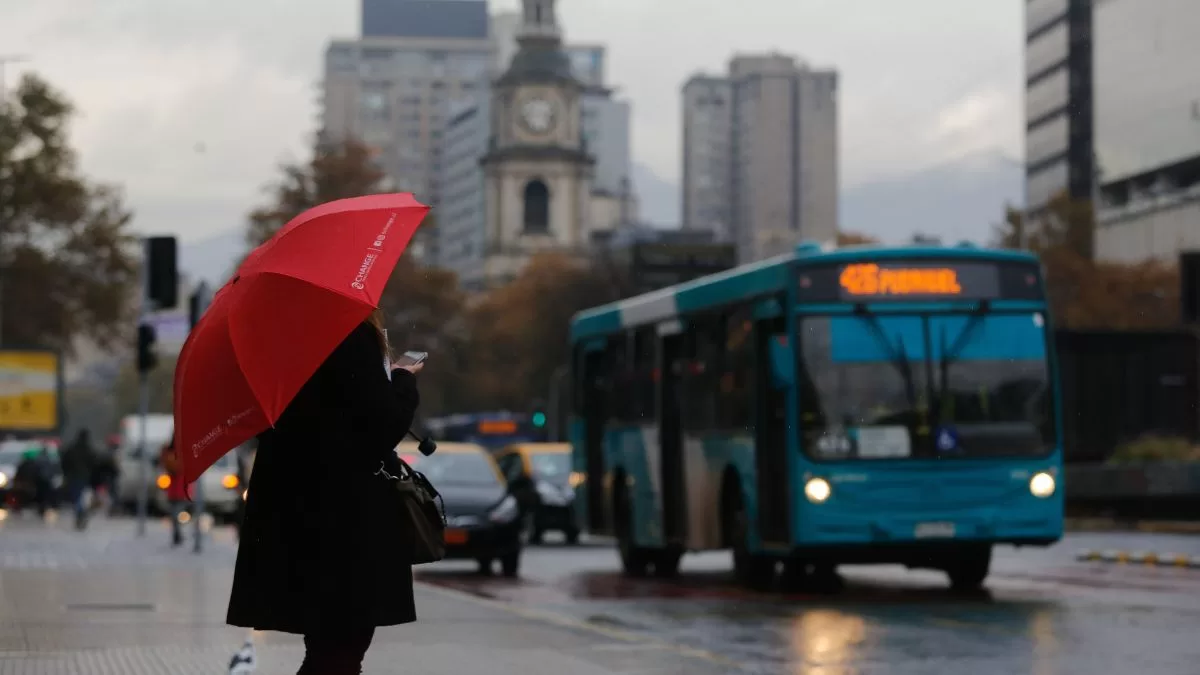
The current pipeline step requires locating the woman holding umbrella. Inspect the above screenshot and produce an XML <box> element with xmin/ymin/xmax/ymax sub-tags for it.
<box><xmin>227</xmin><ymin>311</ymin><xmax>423</xmax><ymax>673</ymax></box>
<box><xmin>174</xmin><ymin>194</ymin><xmax>434</xmax><ymax>675</ymax></box>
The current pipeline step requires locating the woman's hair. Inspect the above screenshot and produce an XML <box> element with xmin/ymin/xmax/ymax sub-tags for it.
<box><xmin>366</xmin><ymin>309</ymin><xmax>394</xmax><ymax>360</ymax></box>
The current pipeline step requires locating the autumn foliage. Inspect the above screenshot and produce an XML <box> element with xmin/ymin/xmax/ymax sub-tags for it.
<box><xmin>993</xmin><ymin>192</ymin><xmax>1178</xmax><ymax>329</ymax></box>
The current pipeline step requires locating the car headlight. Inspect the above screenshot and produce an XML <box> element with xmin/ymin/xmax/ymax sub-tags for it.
<box><xmin>0</xmin><ymin>472</ymin><xmax>8</xmax><ymax>488</ymax></box>
<box><xmin>1029</xmin><ymin>471</ymin><xmax>1056</xmax><ymax>498</ymax></box>
<box><xmin>804</xmin><ymin>477</ymin><xmax>831</xmax><ymax>504</ymax></box>
<box><xmin>489</xmin><ymin>495</ymin><xmax>519</xmax><ymax>523</ymax></box>
<box><xmin>536</xmin><ymin>481</ymin><xmax>568</xmax><ymax>505</ymax></box>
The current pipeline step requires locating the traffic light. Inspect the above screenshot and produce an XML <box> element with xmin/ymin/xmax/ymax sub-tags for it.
<box><xmin>145</xmin><ymin>236</ymin><xmax>178</xmax><ymax>309</ymax></box>
<box><xmin>137</xmin><ymin>323</ymin><xmax>157</xmax><ymax>373</ymax></box>
<box><xmin>532</xmin><ymin>411</ymin><xmax>547</xmax><ymax>428</ymax></box>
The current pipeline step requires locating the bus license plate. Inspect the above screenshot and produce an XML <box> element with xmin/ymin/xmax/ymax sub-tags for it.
<box><xmin>444</xmin><ymin>529</ymin><xmax>468</xmax><ymax>545</ymax></box>
<box><xmin>914</xmin><ymin>522</ymin><xmax>955</xmax><ymax>538</ymax></box>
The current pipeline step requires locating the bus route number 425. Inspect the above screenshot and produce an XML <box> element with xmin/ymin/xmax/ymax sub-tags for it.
<box><xmin>914</xmin><ymin>522</ymin><xmax>956</xmax><ymax>538</ymax></box>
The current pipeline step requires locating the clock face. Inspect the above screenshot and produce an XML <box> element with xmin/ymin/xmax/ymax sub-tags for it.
<box><xmin>519</xmin><ymin>97</ymin><xmax>557</xmax><ymax>134</ymax></box>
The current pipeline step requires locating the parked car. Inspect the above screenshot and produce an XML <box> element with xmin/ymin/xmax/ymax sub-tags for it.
<box><xmin>494</xmin><ymin>443</ymin><xmax>583</xmax><ymax>544</ymax></box>
<box><xmin>397</xmin><ymin>441</ymin><xmax>522</xmax><ymax>577</ymax></box>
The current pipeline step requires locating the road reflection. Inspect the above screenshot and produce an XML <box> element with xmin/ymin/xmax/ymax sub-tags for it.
<box><xmin>789</xmin><ymin>609</ymin><xmax>867</xmax><ymax>674</ymax></box>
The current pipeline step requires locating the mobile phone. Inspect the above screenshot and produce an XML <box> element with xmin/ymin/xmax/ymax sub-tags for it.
<box><xmin>394</xmin><ymin>351</ymin><xmax>428</xmax><ymax>367</ymax></box>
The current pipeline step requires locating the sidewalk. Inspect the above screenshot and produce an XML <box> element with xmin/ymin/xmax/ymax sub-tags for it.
<box><xmin>0</xmin><ymin>513</ymin><xmax>728</xmax><ymax>674</ymax></box>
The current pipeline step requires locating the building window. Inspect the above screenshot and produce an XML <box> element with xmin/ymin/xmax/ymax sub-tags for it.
<box><xmin>523</xmin><ymin>179</ymin><xmax>550</xmax><ymax>233</ymax></box>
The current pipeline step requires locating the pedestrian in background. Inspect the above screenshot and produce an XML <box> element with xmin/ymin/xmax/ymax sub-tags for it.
<box><xmin>60</xmin><ymin>430</ymin><xmax>96</xmax><ymax>530</ymax></box>
<box><xmin>159</xmin><ymin>434</ymin><xmax>190</xmax><ymax>546</ymax></box>
<box><xmin>226</xmin><ymin>310</ymin><xmax>423</xmax><ymax>675</ymax></box>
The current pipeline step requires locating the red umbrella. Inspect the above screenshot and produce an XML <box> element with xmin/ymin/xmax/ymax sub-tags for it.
<box><xmin>172</xmin><ymin>193</ymin><xmax>430</xmax><ymax>484</ymax></box>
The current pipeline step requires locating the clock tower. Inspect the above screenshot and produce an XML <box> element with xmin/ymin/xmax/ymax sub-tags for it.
<box><xmin>480</xmin><ymin>0</ymin><xmax>594</xmax><ymax>286</ymax></box>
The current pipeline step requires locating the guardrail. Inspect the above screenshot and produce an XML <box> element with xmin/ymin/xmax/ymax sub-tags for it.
<box><xmin>1076</xmin><ymin>549</ymin><xmax>1200</xmax><ymax>568</ymax></box>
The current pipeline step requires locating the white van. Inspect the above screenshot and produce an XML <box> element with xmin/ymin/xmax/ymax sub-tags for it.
<box><xmin>115</xmin><ymin>414</ymin><xmax>175</xmax><ymax>513</ymax></box>
<box><xmin>114</xmin><ymin>414</ymin><xmax>243</xmax><ymax>519</ymax></box>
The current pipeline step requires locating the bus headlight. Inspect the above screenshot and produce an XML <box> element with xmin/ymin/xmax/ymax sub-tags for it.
<box><xmin>804</xmin><ymin>477</ymin><xmax>832</xmax><ymax>504</ymax></box>
<box><xmin>1029</xmin><ymin>472</ymin><xmax>1056</xmax><ymax>498</ymax></box>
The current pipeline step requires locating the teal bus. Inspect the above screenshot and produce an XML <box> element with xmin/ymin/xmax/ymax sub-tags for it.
<box><xmin>567</xmin><ymin>242</ymin><xmax>1063</xmax><ymax>590</ymax></box>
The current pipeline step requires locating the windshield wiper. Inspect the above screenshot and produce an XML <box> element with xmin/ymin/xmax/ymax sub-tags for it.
<box><xmin>855</xmin><ymin>306</ymin><xmax>917</xmax><ymax>408</ymax></box>
<box><xmin>936</xmin><ymin>301</ymin><xmax>989</xmax><ymax>419</ymax></box>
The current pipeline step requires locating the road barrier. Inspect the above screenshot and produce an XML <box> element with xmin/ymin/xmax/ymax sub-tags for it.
<box><xmin>1076</xmin><ymin>549</ymin><xmax>1200</xmax><ymax>568</ymax></box>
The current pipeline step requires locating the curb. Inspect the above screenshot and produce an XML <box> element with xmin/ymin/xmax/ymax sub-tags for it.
<box><xmin>1065</xmin><ymin>518</ymin><xmax>1200</xmax><ymax>535</ymax></box>
<box><xmin>1076</xmin><ymin>549</ymin><xmax>1200</xmax><ymax>568</ymax></box>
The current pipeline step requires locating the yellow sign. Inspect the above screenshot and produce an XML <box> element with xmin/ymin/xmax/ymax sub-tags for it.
<box><xmin>0</xmin><ymin>350</ymin><xmax>60</xmax><ymax>431</ymax></box>
<box><xmin>839</xmin><ymin>263</ymin><xmax>962</xmax><ymax>297</ymax></box>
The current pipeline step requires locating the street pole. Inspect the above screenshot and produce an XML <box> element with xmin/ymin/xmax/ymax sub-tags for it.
<box><xmin>191</xmin><ymin>282</ymin><xmax>211</xmax><ymax>553</ymax></box>
<box><xmin>547</xmin><ymin>365</ymin><xmax>568</xmax><ymax>442</ymax></box>
<box><xmin>134</xmin><ymin>337</ymin><xmax>151</xmax><ymax>537</ymax></box>
<box><xmin>134</xmin><ymin>249</ymin><xmax>154</xmax><ymax>537</ymax></box>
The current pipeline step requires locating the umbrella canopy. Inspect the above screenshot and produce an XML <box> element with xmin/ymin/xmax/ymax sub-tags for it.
<box><xmin>172</xmin><ymin>193</ymin><xmax>429</xmax><ymax>483</ymax></box>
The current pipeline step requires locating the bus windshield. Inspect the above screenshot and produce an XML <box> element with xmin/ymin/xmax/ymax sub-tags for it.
<box><xmin>798</xmin><ymin>311</ymin><xmax>1053</xmax><ymax>460</ymax></box>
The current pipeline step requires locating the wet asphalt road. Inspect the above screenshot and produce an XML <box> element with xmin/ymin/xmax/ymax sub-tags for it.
<box><xmin>417</xmin><ymin>532</ymin><xmax>1200</xmax><ymax>674</ymax></box>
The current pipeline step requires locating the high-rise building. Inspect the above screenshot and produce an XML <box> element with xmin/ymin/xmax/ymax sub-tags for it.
<box><xmin>681</xmin><ymin>75</ymin><xmax>733</xmax><ymax>238</ymax></box>
<box><xmin>1091</xmin><ymin>0</ymin><xmax>1200</xmax><ymax>263</ymax></box>
<box><xmin>362</xmin><ymin>0</ymin><xmax>489</xmax><ymax>39</ymax></box>
<box><xmin>321</xmin><ymin>37</ymin><xmax>492</xmax><ymax>208</ymax></box>
<box><xmin>1023</xmin><ymin>0</ymin><xmax>1094</xmax><ymax>215</ymax></box>
<box><xmin>437</xmin><ymin>95</ymin><xmax>491</xmax><ymax>289</ymax></box>
<box><xmin>681</xmin><ymin>53</ymin><xmax>838</xmax><ymax>263</ymax></box>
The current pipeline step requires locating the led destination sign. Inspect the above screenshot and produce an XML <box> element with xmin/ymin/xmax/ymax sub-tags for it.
<box><xmin>838</xmin><ymin>263</ymin><xmax>963</xmax><ymax>297</ymax></box>
<box><xmin>795</xmin><ymin>259</ymin><xmax>1042</xmax><ymax>303</ymax></box>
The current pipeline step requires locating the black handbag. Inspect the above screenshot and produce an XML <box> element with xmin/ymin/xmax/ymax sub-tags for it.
<box><xmin>375</xmin><ymin>450</ymin><xmax>446</xmax><ymax>565</ymax></box>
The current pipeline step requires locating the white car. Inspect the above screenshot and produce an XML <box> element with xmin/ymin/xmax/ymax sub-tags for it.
<box><xmin>151</xmin><ymin>451</ymin><xmax>243</xmax><ymax>522</ymax></box>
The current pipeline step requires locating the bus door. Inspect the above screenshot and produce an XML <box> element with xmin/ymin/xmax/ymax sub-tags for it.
<box><xmin>579</xmin><ymin>342</ymin><xmax>610</xmax><ymax>533</ymax></box>
<box><xmin>753</xmin><ymin>310</ymin><xmax>791</xmax><ymax>545</ymax></box>
<box><xmin>657</xmin><ymin>321</ymin><xmax>687</xmax><ymax>545</ymax></box>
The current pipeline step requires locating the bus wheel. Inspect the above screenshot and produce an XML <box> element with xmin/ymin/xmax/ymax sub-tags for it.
<box><xmin>723</xmin><ymin>482</ymin><xmax>775</xmax><ymax>590</ymax></box>
<box><xmin>614</xmin><ymin>482</ymin><xmax>652</xmax><ymax>577</ymax></box>
<box><xmin>945</xmin><ymin>545</ymin><xmax>992</xmax><ymax>591</ymax></box>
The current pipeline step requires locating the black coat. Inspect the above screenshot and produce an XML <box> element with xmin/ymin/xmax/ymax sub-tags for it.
<box><xmin>226</xmin><ymin>322</ymin><xmax>420</xmax><ymax>634</ymax></box>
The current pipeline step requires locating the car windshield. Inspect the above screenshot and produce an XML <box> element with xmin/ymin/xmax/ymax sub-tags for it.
<box><xmin>410</xmin><ymin>451</ymin><xmax>500</xmax><ymax>487</ymax></box>
<box><xmin>797</xmin><ymin>311</ymin><xmax>1053</xmax><ymax>459</ymax></box>
<box><xmin>529</xmin><ymin>453</ymin><xmax>571</xmax><ymax>481</ymax></box>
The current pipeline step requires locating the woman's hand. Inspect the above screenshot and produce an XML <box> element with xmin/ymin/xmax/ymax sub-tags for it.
<box><xmin>395</xmin><ymin>362</ymin><xmax>424</xmax><ymax>374</ymax></box>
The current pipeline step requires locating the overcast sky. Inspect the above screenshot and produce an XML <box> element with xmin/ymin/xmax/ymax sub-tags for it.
<box><xmin>0</xmin><ymin>0</ymin><xmax>1022</xmax><ymax>243</ymax></box>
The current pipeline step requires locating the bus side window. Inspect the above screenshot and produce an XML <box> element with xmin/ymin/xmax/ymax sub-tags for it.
<box><xmin>722</xmin><ymin>306</ymin><xmax>755</xmax><ymax>430</ymax></box>
<box><xmin>632</xmin><ymin>326</ymin><xmax>657</xmax><ymax>424</ymax></box>
<box><xmin>608</xmin><ymin>333</ymin><xmax>632</xmax><ymax>423</ymax></box>
<box><xmin>683</xmin><ymin>314</ymin><xmax>723</xmax><ymax>431</ymax></box>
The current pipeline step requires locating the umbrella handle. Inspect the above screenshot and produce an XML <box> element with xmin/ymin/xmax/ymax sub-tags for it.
<box><xmin>407</xmin><ymin>429</ymin><xmax>437</xmax><ymax>456</ymax></box>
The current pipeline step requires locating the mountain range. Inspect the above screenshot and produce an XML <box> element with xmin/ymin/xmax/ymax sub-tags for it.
<box><xmin>179</xmin><ymin>151</ymin><xmax>1022</xmax><ymax>284</ymax></box>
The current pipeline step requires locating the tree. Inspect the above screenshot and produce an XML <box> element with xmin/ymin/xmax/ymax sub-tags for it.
<box><xmin>836</xmin><ymin>231</ymin><xmax>879</xmax><ymax>246</ymax></box>
<box><xmin>0</xmin><ymin>74</ymin><xmax>139</xmax><ymax>351</ymax></box>
<box><xmin>245</xmin><ymin>137</ymin><xmax>386</xmax><ymax>247</ymax></box>
<box><xmin>377</xmin><ymin>256</ymin><xmax>470</xmax><ymax>417</ymax></box>
<box><xmin>466</xmin><ymin>253</ymin><xmax>622</xmax><ymax>408</ymax></box>
<box><xmin>993</xmin><ymin>192</ymin><xmax>1177</xmax><ymax>329</ymax></box>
